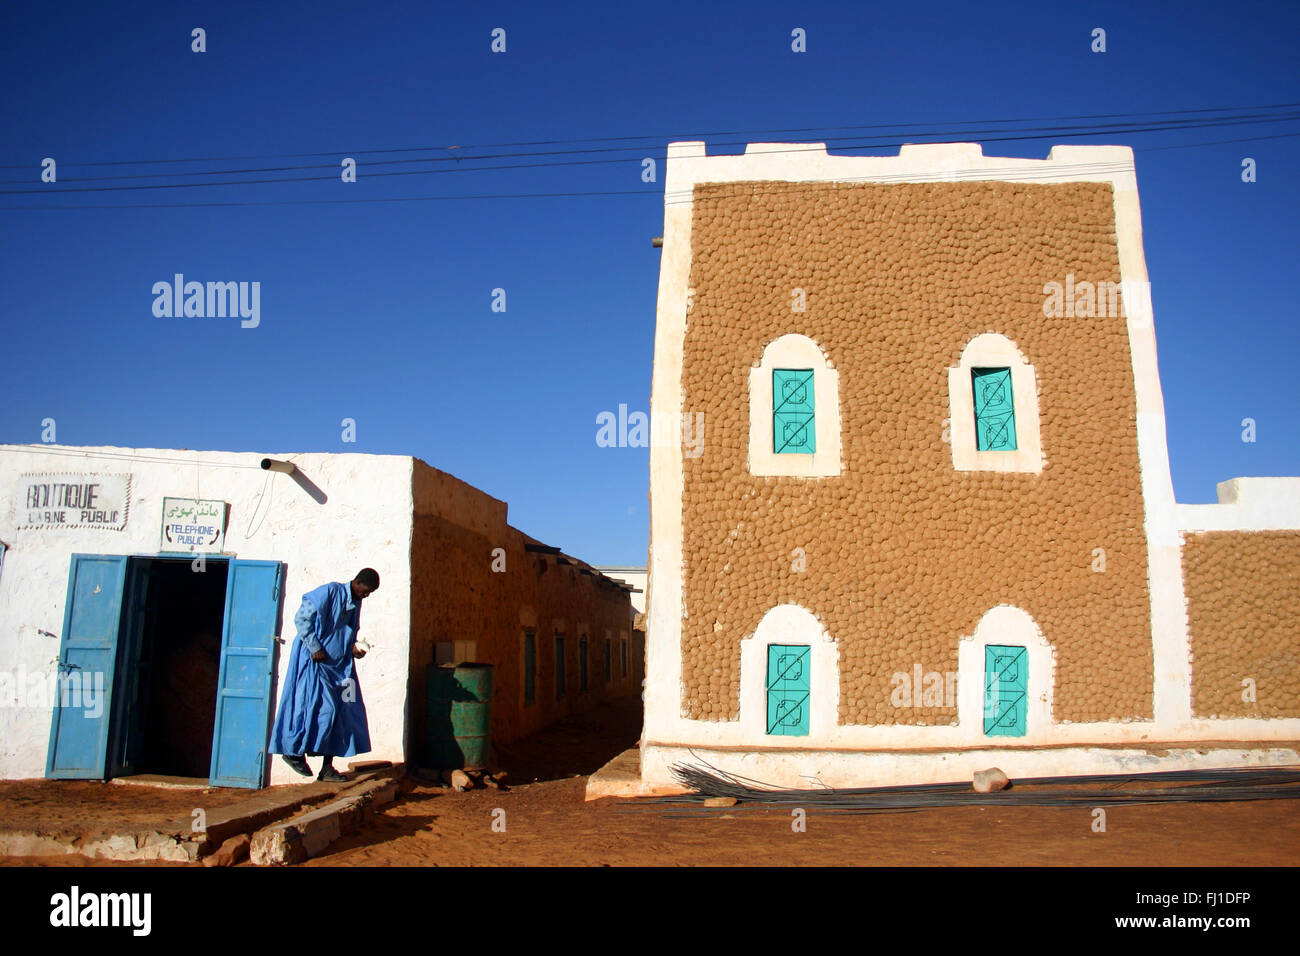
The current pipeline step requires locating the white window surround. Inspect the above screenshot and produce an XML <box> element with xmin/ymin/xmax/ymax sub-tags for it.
<box><xmin>956</xmin><ymin>605</ymin><xmax>1056</xmax><ymax>743</ymax></box>
<box><xmin>748</xmin><ymin>334</ymin><xmax>842</xmax><ymax>476</ymax></box>
<box><xmin>740</xmin><ymin>604</ymin><xmax>840</xmax><ymax>741</ymax></box>
<box><xmin>947</xmin><ymin>332</ymin><xmax>1043</xmax><ymax>473</ymax></box>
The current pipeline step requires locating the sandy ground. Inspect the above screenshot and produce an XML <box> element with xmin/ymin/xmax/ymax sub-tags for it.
<box><xmin>0</xmin><ymin>778</ymin><xmax>316</xmax><ymax>835</ymax></box>
<box><xmin>303</xmin><ymin>776</ymin><xmax>1300</xmax><ymax>867</ymax></box>
<box><xmin>4</xmin><ymin>698</ymin><xmax>1299</xmax><ymax>866</ymax></box>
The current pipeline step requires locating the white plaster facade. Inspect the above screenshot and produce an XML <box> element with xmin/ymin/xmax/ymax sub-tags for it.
<box><xmin>0</xmin><ymin>444</ymin><xmax>415</xmax><ymax>787</ymax></box>
<box><xmin>643</xmin><ymin>141</ymin><xmax>1300</xmax><ymax>791</ymax></box>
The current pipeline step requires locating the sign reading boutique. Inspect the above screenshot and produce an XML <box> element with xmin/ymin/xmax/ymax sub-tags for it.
<box><xmin>20</xmin><ymin>474</ymin><xmax>131</xmax><ymax>529</ymax></box>
<box><xmin>161</xmin><ymin>497</ymin><xmax>228</xmax><ymax>552</ymax></box>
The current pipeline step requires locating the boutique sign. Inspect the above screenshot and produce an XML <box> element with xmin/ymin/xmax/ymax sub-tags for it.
<box><xmin>20</xmin><ymin>474</ymin><xmax>131</xmax><ymax>530</ymax></box>
<box><xmin>161</xmin><ymin>497</ymin><xmax>228</xmax><ymax>553</ymax></box>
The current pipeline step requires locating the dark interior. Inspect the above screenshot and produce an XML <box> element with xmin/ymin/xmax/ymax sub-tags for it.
<box><xmin>133</xmin><ymin>559</ymin><xmax>227</xmax><ymax>778</ymax></box>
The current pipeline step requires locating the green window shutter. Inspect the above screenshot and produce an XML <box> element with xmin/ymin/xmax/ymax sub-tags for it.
<box><xmin>766</xmin><ymin>644</ymin><xmax>811</xmax><ymax>736</ymax></box>
<box><xmin>773</xmin><ymin>369</ymin><xmax>816</xmax><ymax>454</ymax></box>
<box><xmin>983</xmin><ymin>644</ymin><xmax>1027</xmax><ymax>737</ymax></box>
<box><xmin>972</xmin><ymin>367</ymin><xmax>1017</xmax><ymax>451</ymax></box>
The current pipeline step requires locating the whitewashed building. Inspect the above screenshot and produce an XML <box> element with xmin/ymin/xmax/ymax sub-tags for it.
<box><xmin>0</xmin><ymin>444</ymin><xmax>636</xmax><ymax>789</ymax></box>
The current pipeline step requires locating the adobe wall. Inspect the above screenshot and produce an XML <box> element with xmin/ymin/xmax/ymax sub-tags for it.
<box><xmin>678</xmin><ymin>178</ymin><xmax>1152</xmax><ymax>725</ymax></box>
<box><xmin>409</xmin><ymin>461</ymin><xmax>636</xmax><ymax>755</ymax></box>
<box><xmin>0</xmin><ymin>445</ymin><xmax>415</xmax><ymax>785</ymax></box>
<box><xmin>1181</xmin><ymin>530</ymin><xmax>1300</xmax><ymax>719</ymax></box>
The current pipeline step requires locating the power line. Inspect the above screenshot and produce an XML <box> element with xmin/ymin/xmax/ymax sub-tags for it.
<box><xmin>3</xmin><ymin>109</ymin><xmax>1297</xmax><ymax>195</ymax></box>
<box><xmin>4</xmin><ymin>108</ymin><xmax>1300</xmax><ymax>194</ymax></box>
<box><xmin>4</xmin><ymin>100</ymin><xmax>1298</xmax><ymax>170</ymax></box>
<box><xmin>4</xmin><ymin>105</ymin><xmax>1297</xmax><ymax>186</ymax></box>
<box><xmin>3</xmin><ymin>125</ymin><xmax>1296</xmax><ymax>212</ymax></box>
<box><xmin>0</xmin><ymin>133</ymin><xmax>1287</xmax><ymax>213</ymax></box>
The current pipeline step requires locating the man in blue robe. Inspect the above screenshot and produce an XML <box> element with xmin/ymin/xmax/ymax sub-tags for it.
<box><xmin>269</xmin><ymin>568</ymin><xmax>379</xmax><ymax>781</ymax></box>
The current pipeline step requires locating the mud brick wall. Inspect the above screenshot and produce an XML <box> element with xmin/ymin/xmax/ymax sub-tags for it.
<box><xmin>1182</xmin><ymin>530</ymin><xmax>1300</xmax><ymax>719</ymax></box>
<box><xmin>679</xmin><ymin>179</ymin><xmax>1152</xmax><ymax>724</ymax></box>
<box><xmin>408</xmin><ymin>464</ymin><xmax>636</xmax><ymax>749</ymax></box>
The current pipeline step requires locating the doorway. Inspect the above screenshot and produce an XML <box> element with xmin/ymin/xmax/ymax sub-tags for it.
<box><xmin>117</xmin><ymin>558</ymin><xmax>228</xmax><ymax>778</ymax></box>
<box><xmin>48</xmin><ymin>554</ymin><xmax>283</xmax><ymax>788</ymax></box>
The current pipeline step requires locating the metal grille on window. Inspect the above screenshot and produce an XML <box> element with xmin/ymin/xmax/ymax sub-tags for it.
<box><xmin>983</xmin><ymin>644</ymin><xmax>1027</xmax><ymax>736</ymax></box>
<box><xmin>765</xmin><ymin>644</ymin><xmax>810</xmax><ymax>735</ymax></box>
<box><xmin>773</xmin><ymin>369</ymin><xmax>816</xmax><ymax>454</ymax></box>
<box><xmin>972</xmin><ymin>367</ymin><xmax>1017</xmax><ymax>451</ymax></box>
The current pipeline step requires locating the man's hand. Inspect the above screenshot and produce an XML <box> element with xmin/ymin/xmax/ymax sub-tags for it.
<box><xmin>311</xmin><ymin>649</ymin><xmax>329</xmax><ymax>663</ymax></box>
<box><xmin>352</xmin><ymin>645</ymin><xmax>367</xmax><ymax>659</ymax></box>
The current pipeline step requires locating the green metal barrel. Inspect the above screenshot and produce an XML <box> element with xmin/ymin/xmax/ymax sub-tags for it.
<box><xmin>424</xmin><ymin>663</ymin><xmax>494</xmax><ymax>770</ymax></box>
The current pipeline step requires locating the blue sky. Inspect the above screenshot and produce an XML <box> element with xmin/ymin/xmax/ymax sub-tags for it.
<box><xmin>1</xmin><ymin>0</ymin><xmax>1297</xmax><ymax>565</ymax></box>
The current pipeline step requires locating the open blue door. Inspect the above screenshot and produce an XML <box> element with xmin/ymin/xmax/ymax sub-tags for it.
<box><xmin>209</xmin><ymin>560</ymin><xmax>283</xmax><ymax>788</ymax></box>
<box><xmin>46</xmin><ymin>555</ymin><xmax>128</xmax><ymax>779</ymax></box>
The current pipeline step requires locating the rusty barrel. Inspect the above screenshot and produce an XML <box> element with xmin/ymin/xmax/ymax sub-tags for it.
<box><xmin>424</xmin><ymin>663</ymin><xmax>493</xmax><ymax>770</ymax></box>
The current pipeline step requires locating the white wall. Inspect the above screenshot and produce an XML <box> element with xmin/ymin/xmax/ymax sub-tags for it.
<box><xmin>1177</xmin><ymin>477</ymin><xmax>1300</xmax><ymax>531</ymax></box>
<box><xmin>594</xmin><ymin>567</ymin><xmax>646</xmax><ymax>616</ymax></box>
<box><xmin>0</xmin><ymin>444</ymin><xmax>414</xmax><ymax>785</ymax></box>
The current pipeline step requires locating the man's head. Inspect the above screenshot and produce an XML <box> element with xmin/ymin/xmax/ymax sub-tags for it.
<box><xmin>351</xmin><ymin>567</ymin><xmax>380</xmax><ymax>601</ymax></box>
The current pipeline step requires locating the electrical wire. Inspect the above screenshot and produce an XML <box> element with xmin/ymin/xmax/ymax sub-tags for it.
<box><xmin>5</xmin><ymin>109</ymin><xmax>1298</xmax><ymax>194</ymax></box>
<box><xmin>3</xmin><ymin>100</ymin><xmax>1296</xmax><ymax>170</ymax></box>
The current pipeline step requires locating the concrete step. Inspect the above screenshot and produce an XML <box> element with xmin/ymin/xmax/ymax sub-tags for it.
<box><xmin>584</xmin><ymin>748</ymin><xmax>688</xmax><ymax>800</ymax></box>
<box><xmin>249</xmin><ymin>769</ymin><xmax>403</xmax><ymax>865</ymax></box>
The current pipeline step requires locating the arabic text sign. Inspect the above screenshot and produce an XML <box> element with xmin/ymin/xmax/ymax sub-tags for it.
<box><xmin>161</xmin><ymin>497</ymin><xmax>228</xmax><ymax>553</ymax></box>
<box><xmin>20</xmin><ymin>474</ymin><xmax>131</xmax><ymax>529</ymax></box>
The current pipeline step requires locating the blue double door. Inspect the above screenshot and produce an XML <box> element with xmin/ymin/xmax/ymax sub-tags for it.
<box><xmin>45</xmin><ymin>554</ymin><xmax>283</xmax><ymax>789</ymax></box>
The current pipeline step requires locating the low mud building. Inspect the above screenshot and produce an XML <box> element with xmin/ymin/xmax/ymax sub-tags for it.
<box><xmin>0</xmin><ymin>445</ymin><xmax>636</xmax><ymax>788</ymax></box>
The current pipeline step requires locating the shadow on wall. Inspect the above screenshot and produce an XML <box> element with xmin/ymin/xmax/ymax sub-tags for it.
<box><xmin>493</xmin><ymin>697</ymin><xmax>643</xmax><ymax>784</ymax></box>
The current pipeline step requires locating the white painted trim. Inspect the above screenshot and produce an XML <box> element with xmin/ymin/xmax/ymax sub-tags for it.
<box><xmin>740</xmin><ymin>604</ymin><xmax>840</xmax><ymax>742</ymax></box>
<box><xmin>747</xmin><ymin>335</ymin><xmax>842</xmax><ymax>476</ymax></box>
<box><xmin>956</xmin><ymin>605</ymin><xmax>1055</xmax><ymax>744</ymax></box>
<box><xmin>642</xmin><ymin>743</ymin><xmax>1300</xmax><ymax>790</ymax></box>
<box><xmin>1177</xmin><ymin>477</ymin><xmax>1300</xmax><ymax>531</ymax></box>
<box><xmin>947</xmin><ymin>333</ymin><xmax>1043</xmax><ymax>473</ymax></box>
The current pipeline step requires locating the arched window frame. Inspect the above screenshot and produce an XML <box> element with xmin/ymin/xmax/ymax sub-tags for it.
<box><xmin>947</xmin><ymin>333</ymin><xmax>1044</xmax><ymax>473</ymax></box>
<box><xmin>748</xmin><ymin>334</ymin><xmax>842</xmax><ymax>477</ymax></box>
<box><xmin>956</xmin><ymin>605</ymin><xmax>1056</xmax><ymax>742</ymax></box>
<box><xmin>740</xmin><ymin>604</ymin><xmax>840</xmax><ymax>742</ymax></box>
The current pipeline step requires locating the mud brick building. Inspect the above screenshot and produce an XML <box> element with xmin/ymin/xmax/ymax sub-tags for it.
<box><xmin>0</xmin><ymin>446</ymin><xmax>636</xmax><ymax>788</ymax></box>
<box><xmin>641</xmin><ymin>141</ymin><xmax>1300</xmax><ymax>789</ymax></box>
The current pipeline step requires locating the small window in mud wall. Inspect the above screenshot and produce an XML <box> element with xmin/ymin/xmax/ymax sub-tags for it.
<box><xmin>773</xmin><ymin>369</ymin><xmax>815</xmax><ymax>454</ymax></box>
<box><xmin>579</xmin><ymin>635</ymin><xmax>589</xmax><ymax>692</ymax></box>
<box><xmin>984</xmin><ymin>645</ymin><xmax>1027</xmax><ymax>737</ymax></box>
<box><xmin>972</xmin><ymin>368</ymin><xmax>1016</xmax><ymax>451</ymax></box>
<box><xmin>766</xmin><ymin>644</ymin><xmax>810</xmax><ymax>736</ymax></box>
<box><xmin>522</xmin><ymin>631</ymin><xmax>536</xmax><ymax>707</ymax></box>
<box><xmin>620</xmin><ymin>631</ymin><xmax>629</xmax><ymax>678</ymax></box>
<box><xmin>555</xmin><ymin>632</ymin><xmax>566</xmax><ymax>699</ymax></box>
<box><xmin>947</xmin><ymin>333</ymin><xmax>1041</xmax><ymax>473</ymax></box>
<box><xmin>604</xmin><ymin>633</ymin><xmax>612</xmax><ymax>683</ymax></box>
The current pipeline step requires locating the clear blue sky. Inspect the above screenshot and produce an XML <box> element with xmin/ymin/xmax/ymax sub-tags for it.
<box><xmin>2</xmin><ymin>0</ymin><xmax>1297</xmax><ymax>565</ymax></box>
